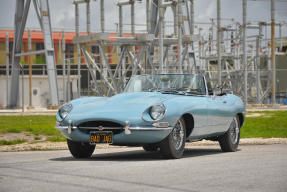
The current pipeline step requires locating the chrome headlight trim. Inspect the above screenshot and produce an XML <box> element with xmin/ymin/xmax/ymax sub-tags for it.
<box><xmin>142</xmin><ymin>103</ymin><xmax>166</xmax><ymax>122</ymax></box>
<box><xmin>150</xmin><ymin>104</ymin><xmax>166</xmax><ymax>120</ymax></box>
<box><xmin>58</xmin><ymin>103</ymin><xmax>73</xmax><ymax>120</ymax></box>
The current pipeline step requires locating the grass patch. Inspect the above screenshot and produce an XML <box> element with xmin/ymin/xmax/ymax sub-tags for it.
<box><xmin>34</xmin><ymin>136</ymin><xmax>42</xmax><ymax>140</ymax></box>
<box><xmin>0</xmin><ymin>111</ymin><xmax>286</xmax><ymax>143</ymax></box>
<box><xmin>46</xmin><ymin>136</ymin><xmax>66</xmax><ymax>142</ymax></box>
<box><xmin>242</xmin><ymin>111</ymin><xmax>287</xmax><ymax>138</ymax></box>
<box><xmin>0</xmin><ymin>139</ymin><xmax>27</xmax><ymax>146</ymax></box>
<box><xmin>0</xmin><ymin>115</ymin><xmax>60</xmax><ymax>136</ymax></box>
<box><xmin>29</xmin><ymin>141</ymin><xmax>43</xmax><ymax>144</ymax></box>
<box><xmin>6</xmin><ymin>128</ymin><xmax>22</xmax><ymax>133</ymax></box>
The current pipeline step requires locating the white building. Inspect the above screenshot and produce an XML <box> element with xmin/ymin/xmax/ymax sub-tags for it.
<box><xmin>0</xmin><ymin>75</ymin><xmax>78</xmax><ymax>108</ymax></box>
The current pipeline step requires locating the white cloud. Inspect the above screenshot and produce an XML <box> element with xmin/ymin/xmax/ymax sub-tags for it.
<box><xmin>197</xmin><ymin>0</ymin><xmax>216</xmax><ymax>21</ymax></box>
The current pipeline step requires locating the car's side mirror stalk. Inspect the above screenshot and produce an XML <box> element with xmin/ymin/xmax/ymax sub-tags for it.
<box><xmin>208</xmin><ymin>88</ymin><xmax>213</xmax><ymax>96</ymax></box>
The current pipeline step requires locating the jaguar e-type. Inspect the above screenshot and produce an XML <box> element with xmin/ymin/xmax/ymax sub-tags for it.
<box><xmin>56</xmin><ymin>74</ymin><xmax>245</xmax><ymax>159</ymax></box>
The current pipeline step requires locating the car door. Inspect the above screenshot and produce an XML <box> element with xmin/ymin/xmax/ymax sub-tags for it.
<box><xmin>206</xmin><ymin>94</ymin><xmax>233</xmax><ymax>135</ymax></box>
<box><xmin>186</xmin><ymin>96</ymin><xmax>209</xmax><ymax>138</ymax></box>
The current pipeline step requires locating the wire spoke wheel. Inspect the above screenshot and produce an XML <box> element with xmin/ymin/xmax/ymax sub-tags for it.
<box><xmin>219</xmin><ymin>116</ymin><xmax>240</xmax><ymax>152</ymax></box>
<box><xmin>160</xmin><ymin>117</ymin><xmax>186</xmax><ymax>159</ymax></box>
<box><xmin>229</xmin><ymin>117</ymin><xmax>239</xmax><ymax>145</ymax></box>
<box><xmin>171</xmin><ymin>120</ymin><xmax>185</xmax><ymax>150</ymax></box>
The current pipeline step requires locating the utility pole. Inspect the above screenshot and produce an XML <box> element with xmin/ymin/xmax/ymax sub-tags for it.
<box><xmin>256</xmin><ymin>23</ymin><xmax>263</xmax><ymax>104</ymax></box>
<box><xmin>101</xmin><ymin>0</ymin><xmax>105</xmax><ymax>32</ymax></box>
<box><xmin>28</xmin><ymin>30</ymin><xmax>32</xmax><ymax>107</ymax></box>
<box><xmin>159</xmin><ymin>0</ymin><xmax>164</xmax><ymax>73</ymax></box>
<box><xmin>190</xmin><ymin>0</ymin><xmax>194</xmax><ymax>35</ymax></box>
<box><xmin>75</xmin><ymin>1</ymin><xmax>81</xmax><ymax>98</ymax></box>
<box><xmin>256</xmin><ymin>34</ymin><xmax>260</xmax><ymax>104</ymax></box>
<box><xmin>178</xmin><ymin>0</ymin><xmax>183</xmax><ymax>73</ymax></box>
<box><xmin>67</xmin><ymin>59</ymin><xmax>71</xmax><ymax>101</ymax></box>
<box><xmin>119</xmin><ymin>5</ymin><xmax>123</xmax><ymax>37</ymax></box>
<box><xmin>6</xmin><ymin>33</ymin><xmax>9</xmax><ymax>108</ymax></box>
<box><xmin>217</xmin><ymin>0</ymin><xmax>222</xmax><ymax>86</ymax></box>
<box><xmin>146</xmin><ymin>0</ymin><xmax>151</xmax><ymax>32</ymax></box>
<box><xmin>271</xmin><ymin>0</ymin><xmax>276</xmax><ymax>105</ymax></box>
<box><xmin>62</xmin><ymin>32</ymin><xmax>66</xmax><ymax>103</ymax></box>
<box><xmin>242</xmin><ymin>0</ymin><xmax>248</xmax><ymax>104</ymax></box>
<box><xmin>131</xmin><ymin>0</ymin><xmax>135</xmax><ymax>35</ymax></box>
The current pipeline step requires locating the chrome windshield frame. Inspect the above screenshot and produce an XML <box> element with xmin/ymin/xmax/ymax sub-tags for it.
<box><xmin>124</xmin><ymin>73</ymin><xmax>208</xmax><ymax>95</ymax></box>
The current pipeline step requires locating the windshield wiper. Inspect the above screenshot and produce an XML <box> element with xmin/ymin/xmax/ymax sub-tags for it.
<box><xmin>154</xmin><ymin>87</ymin><xmax>204</xmax><ymax>96</ymax></box>
<box><xmin>184</xmin><ymin>91</ymin><xmax>204</xmax><ymax>96</ymax></box>
<box><xmin>175</xmin><ymin>87</ymin><xmax>204</xmax><ymax>96</ymax></box>
<box><xmin>160</xmin><ymin>88</ymin><xmax>185</xmax><ymax>95</ymax></box>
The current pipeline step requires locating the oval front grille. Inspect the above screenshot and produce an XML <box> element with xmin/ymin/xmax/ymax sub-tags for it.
<box><xmin>78</xmin><ymin>121</ymin><xmax>124</xmax><ymax>135</ymax></box>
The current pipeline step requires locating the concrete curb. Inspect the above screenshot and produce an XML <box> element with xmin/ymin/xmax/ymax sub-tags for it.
<box><xmin>1</xmin><ymin>138</ymin><xmax>286</xmax><ymax>152</ymax></box>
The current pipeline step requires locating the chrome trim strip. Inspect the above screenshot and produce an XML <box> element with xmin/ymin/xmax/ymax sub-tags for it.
<box><xmin>129</xmin><ymin>126</ymin><xmax>173</xmax><ymax>131</ymax></box>
<box><xmin>55</xmin><ymin>126</ymin><xmax>173</xmax><ymax>131</ymax></box>
<box><xmin>203</xmin><ymin>74</ymin><xmax>209</xmax><ymax>96</ymax></box>
<box><xmin>152</xmin><ymin>122</ymin><xmax>169</xmax><ymax>127</ymax></box>
<box><xmin>68</xmin><ymin>120</ymin><xmax>72</xmax><ymax>134</ymax></box>
<box><xmin>78</xmin><ymin>127</ymin><xmax>123</xmax><ymax>130</ymax></box>
<box><xmin>55</xmin><ymin>126</ymin><xmax>77</xmax><ymax>130</ymax></box>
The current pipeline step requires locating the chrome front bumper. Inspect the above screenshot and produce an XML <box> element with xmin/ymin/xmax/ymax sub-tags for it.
<box><xmin>55</xmin><ymin>121</ymin><xmax>173</xmax><ymax>135</ymax></box>
<box><xmin>55</xmin><ymin>121</ymin><xmax>173</xmax><ymax>144</ymax></box>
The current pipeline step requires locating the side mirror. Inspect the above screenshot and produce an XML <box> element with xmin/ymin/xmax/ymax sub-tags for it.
<box><xmin>208</xmin><ymin>88</ymin><xmax>213</xmax><ymax>95</ymax></box>
<box><xmin>209</xmin><ymin>86</ymin><xmax>223</xmax><ymax>97</ymax></box>
<box><xmin>207</xmin><ymin>81</ymin><xmax>228</xmax><ymax>96</ymax></box>
<box><xmin>215</xmin><ymin>85</ymin><xmax>229</xmax><ymax>96</ymax></box>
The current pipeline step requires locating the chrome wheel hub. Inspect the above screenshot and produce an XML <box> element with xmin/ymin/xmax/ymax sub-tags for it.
<box><xmin>172</xmin><ymin>120</ymin><xmax>184</xmax><ymax>150</ymax></box>
<box><xmin>230</xmin><ymin>117</ymin><xmax>239</xmax><ymax>144</ymax></box>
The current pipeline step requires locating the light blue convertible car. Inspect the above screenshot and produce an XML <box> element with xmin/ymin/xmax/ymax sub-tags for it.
<box><xmin>56</xmin><ymin>74</ymin><xmax>246</xmax><ymax>159</ymax></box>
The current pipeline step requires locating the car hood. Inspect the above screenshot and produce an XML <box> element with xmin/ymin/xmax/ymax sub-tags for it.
<box><xmin>66</xmin><ymin>92</ymin><xmax>177</xmax><ymax>125</ymax></box>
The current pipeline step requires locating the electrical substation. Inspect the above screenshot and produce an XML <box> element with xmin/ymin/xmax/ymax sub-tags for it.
<box><xmin>0</xmin><ymin>0</ymin><xmax>287</xmax><ymax>109</ymax></box>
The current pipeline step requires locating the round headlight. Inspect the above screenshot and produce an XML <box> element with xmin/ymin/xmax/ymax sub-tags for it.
<box><xmin>150</xmin><ymin>104</ymin><xmax>166</xmax><ymax>121</ymax></box>
<box><xmin>59</xmin><ymin>104</ymin><xmax>73</xmax><ymax>119</ymax></box>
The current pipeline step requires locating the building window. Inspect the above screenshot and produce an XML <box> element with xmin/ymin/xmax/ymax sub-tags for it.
<box><xmin>65</xmin><ymin>44</ymin><xmax>74</xmax><ymax>64</ymax></box>
<box><xmin>35</xmin><ymin>43</ymin><xmax>46</xmax><ymax>64</ymax></box>
<box><xmin>91</xmin><ymin>46</ymin><xmax>100</xmax><ymax>64</ymax></box>
<box><xmin>9</xmin><ymin>42</ymin><xmax>13</xmax><ymax>64</ymax></box>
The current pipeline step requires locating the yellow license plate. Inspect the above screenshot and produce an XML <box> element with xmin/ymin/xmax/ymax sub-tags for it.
<box><xmin>90</xmin><ymin>131</ymin><xmax>113</xmax><ymax>144</ymax></box>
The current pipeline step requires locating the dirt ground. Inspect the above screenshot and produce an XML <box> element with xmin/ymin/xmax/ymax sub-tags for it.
<box><xmin>0</xmin><ymin>132</ymin><xmax>49</xmax><ymax>142</ymax></box>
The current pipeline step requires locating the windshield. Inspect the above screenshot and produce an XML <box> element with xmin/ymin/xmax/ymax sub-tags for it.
<box><xmin>124</xmin><ymin>74</ymin><xmax>207</xmax><ymax>95</ymax></box>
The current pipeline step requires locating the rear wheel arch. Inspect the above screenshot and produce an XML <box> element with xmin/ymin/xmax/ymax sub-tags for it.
<box><xmin>182</xmin><ymin>113</ymin><xmax>194</xmax><ymax>138</ymax></box>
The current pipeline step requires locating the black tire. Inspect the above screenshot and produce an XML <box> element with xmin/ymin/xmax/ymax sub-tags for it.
<box><xmin>160</xmin><ymin>117</ymin><xmax>186</xmax><ymax>159</ymax></box>
<box><xmin>143</xmin><ymin>144</ymin><xmax>159</xmax><ymax>152</ymax></box>
<box><xmin>219</xmin><ymin>116</ymin><xmax>240</xmax><ymax>152</ymax></box>
<box><xmin>67</xmin><ymin>139</ymin><xmax>95</xmax><ymax>158</ymax></box>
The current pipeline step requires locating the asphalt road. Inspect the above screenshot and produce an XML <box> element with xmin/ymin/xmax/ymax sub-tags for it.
<box><xmin>0</xmin><ymin>144</ymin><xmax>286</xmax><ymax>192</ymax></box>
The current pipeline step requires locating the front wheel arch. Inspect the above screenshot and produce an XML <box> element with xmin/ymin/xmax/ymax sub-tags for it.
<box><xmin>182</xmin><ymin>113</ymin><xmax>194</xmax><ymax>138</ymax></box>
